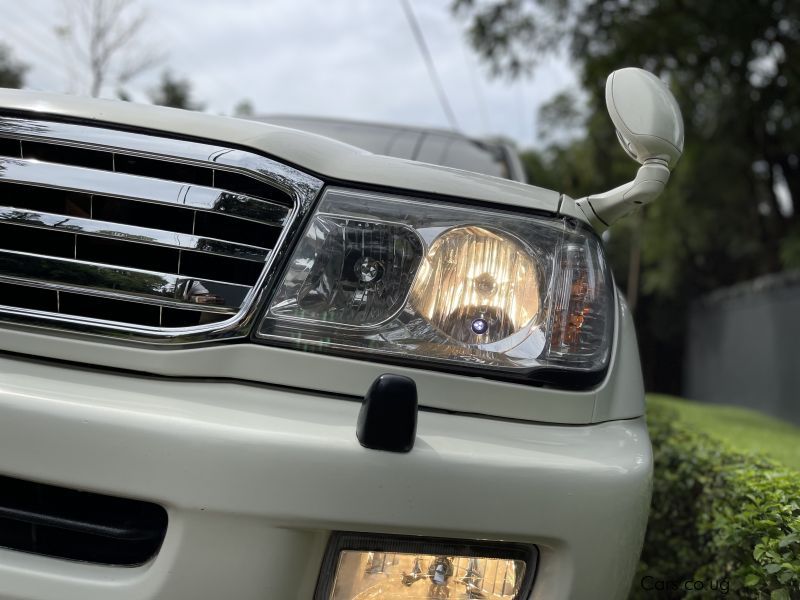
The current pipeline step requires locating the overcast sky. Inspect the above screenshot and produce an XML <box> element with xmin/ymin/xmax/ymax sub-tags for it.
<box><xmin>1</xmin><ymin>0</ymin><xmax>578</xmax><ymax>148</ymax></box>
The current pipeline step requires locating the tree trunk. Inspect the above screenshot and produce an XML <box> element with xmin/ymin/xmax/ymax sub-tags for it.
<box><xmin>626</xmin><ymin>209</ymin><xmax>644</xmax><ymax>312</ymax></box>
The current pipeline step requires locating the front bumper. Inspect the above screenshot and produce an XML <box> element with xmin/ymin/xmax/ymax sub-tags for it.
<box><xmin>0</xmin><ymin>354</ymin><xmax>652</xmax><ymax>600</ymax></box>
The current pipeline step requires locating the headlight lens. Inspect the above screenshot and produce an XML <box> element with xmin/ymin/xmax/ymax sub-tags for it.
<box><xmin>257</xmin><ymin>188</ymin><xmax>613</xmax><ymax>380</ymax></box>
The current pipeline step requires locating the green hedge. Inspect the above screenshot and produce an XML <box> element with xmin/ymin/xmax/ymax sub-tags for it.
<box><xmin>631</xmin><ymin>399</ymin><xmax>800</xmax><ymax>599</ymax></box>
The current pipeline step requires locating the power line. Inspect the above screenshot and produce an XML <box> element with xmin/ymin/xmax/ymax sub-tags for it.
<box><xmin>399</xmin><ymin>0</ymin><xmax>460</xmax><ymax>131</ymax></box>
<box><xmin>460</xmin><ymin>40</ymin><xmax>490</xmax><ymax>133</ymax></box>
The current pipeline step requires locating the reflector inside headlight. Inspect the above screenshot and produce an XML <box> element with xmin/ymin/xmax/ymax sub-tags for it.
<box><xmin>332</xmin><ymin>551</ymin><xmax>525</xmax><ymax>599</ymax></box>
<box><xmin>315</xmin><ymin>534</ymin><xmax>536</xmax><ymax>600</ymax></box>
<box><xmin>258</xmin><ymin>188</ymin><xmax>613</xmax><ymax>380</ymax></box>
<box><xmin>409</xmin><ymin>225</ymin><xmax>541</xmax><ymax>346</ymax></box>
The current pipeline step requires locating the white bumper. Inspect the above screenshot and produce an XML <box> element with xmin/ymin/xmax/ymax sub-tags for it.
<box><xmin>0</xmin><ymin>354</ymin><xmax>652</xmax><ymax>600</ymax></box>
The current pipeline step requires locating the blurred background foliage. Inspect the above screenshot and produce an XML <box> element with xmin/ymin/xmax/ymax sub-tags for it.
<box><xmin>0</xmin><ymin>43</ymin><xmax>26</xmax><ymax>89</ymax></box>
<box><xmin>455</xmin><ymin>0</ymin><xmax>800</xmax><ymax>393</ymax></box>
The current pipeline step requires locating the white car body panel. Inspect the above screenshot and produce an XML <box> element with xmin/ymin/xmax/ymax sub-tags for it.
<box><xmin>0</xmin><ymin>355</ymin><xmax>651</xmax><ymax>600</ymax></box>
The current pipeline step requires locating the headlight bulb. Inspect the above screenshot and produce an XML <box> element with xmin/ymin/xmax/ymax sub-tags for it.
<box><xmin>410</xmin><ymin>226</ymin><xmax>542</xmax><ymax>346</ymax></box>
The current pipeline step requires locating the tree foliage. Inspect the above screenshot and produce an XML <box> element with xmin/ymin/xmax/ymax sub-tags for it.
<box><xmin>149</xmin><ymin>70</ymin><xmax>203</xmax><ymax>111</ymax></box>
<box><xmin>454</xmin><ymin>0</ymin><xmax>800</xmax><ymax>392</ymax></box>
<box><xmin>452</xmin><ymin>0</ymin><xmax>572</xmax><ymax>78</ymax></box>
<box><xmin>0</xmin><ymin>43</ymin><xmax>26</xmax><ymax>89</ymax></box>
<box><xmin>56</xmin><ymin>0</ymin><xmax>163</xmax><ymax>97</ymax></box>
<box><xmin>640</xmin><ymin>397</ymin><xmax>800</xmax><ymax>599</ymax></box>
<box><xmin>233</xmin><ymin>99</ymin><xmax>256</xmax><ymax>118</ymax></box>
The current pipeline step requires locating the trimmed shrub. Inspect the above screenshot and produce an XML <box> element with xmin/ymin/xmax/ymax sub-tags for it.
<box><xmin>631</xmin><ymin>400</ymin><xmax>800</xmax><ymax>599</ymax></box>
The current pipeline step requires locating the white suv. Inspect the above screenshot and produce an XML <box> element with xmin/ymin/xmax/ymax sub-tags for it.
<box><xmin>0</xmin><ymin>68</ymin><xmax>682</xmax><ymax>599</ymax></box>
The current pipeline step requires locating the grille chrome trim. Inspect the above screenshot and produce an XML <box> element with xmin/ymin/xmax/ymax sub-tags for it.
<box><xmin>0</xmin><ymin>249</ymin><xmax>249</xmax><ymax>312</ymax></box>
<box><xmin>0</xmin><ymin>157</ymin><xmax>292</xmax><ymax>225</ymax></box>
<box><xmin>0</xmin><ymin>116</ymin><xmax>322</xmax><ymax>206</ymax></box>
<box><xmin>0</xmin><ymin>115</ymin><xmax>323</xmax><ymax>343</ymax></box>
<box><xmin>0</xmin><ymin>207</ymin><xmax>269</xmax><ymax>261</ymax></box>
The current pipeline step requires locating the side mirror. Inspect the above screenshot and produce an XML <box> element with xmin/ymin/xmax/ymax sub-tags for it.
<box><xmin>576</xmin><ymin>68</ymin><xmax>684</xmax><ymax>230</ymax></box>
<box><xmin>607</xmin><ymin>68</ymin><xmax>684</xmax><ymax>167</ymax></box>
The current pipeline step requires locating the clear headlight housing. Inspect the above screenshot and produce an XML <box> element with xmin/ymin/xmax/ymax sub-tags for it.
<box><xmin>257</xmin><ymin>188</ymin><xmax>614</xmax><ymax>382</ymax></box>
<box><xmin>314</xmin><ymin>533</ymin><xmax>537</xmax><ymax>600</ymax></box>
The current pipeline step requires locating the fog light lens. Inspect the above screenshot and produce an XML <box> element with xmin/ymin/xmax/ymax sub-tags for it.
<box><xmin>316</xmin><ymin>534</ymin><xmax>536</xmax><ymax>600</ymax></box>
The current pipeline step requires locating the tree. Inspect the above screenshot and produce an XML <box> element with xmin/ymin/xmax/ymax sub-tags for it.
<box><xmin>149</xmin><ymin>70</ymin><xmax>203</xmax><ymax>110</ymax></box>
<box><xmin>535</xmin><ymin>91</ymin><xmax>584</xmax><ymax>146</ymax></box>
<box><xmin>452</xmin><ymin>0</ymin><xmax>573</xmax><ymax>79</ymax></box>
<box><xmin>233</xmin><ymin>99</ymin><xmax>255</xmax><ymax>118</ymax></box>
<box><xmin>454</xmin><ymin>0</ymin><xmax>800</xmax><ymax>392</ymax></box>
<box><xmin>56</xmin><ymin>0</ymin><xmax>163</xmax><ymax>97</ymax></box>
<box><xmin>0</xmin><ymin>43</ymin><xmax>26</xmax><ymax>88</ymax></box>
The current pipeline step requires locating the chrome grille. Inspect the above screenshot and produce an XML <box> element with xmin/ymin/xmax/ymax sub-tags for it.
<box><xmin>0</xmin><ymin>116</ymin><xmax>322</xmax><ymax>342</ymax></box>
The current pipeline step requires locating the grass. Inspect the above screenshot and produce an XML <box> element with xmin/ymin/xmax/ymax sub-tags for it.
<box><xmin>647</xmin><ymin>394</ymin><xmax>800</xmax><ymax>471</ymax></box>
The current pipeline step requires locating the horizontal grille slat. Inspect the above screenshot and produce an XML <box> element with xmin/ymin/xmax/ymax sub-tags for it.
<box><xmin>0</xmin><ymin>181</ymin><xmax>92</xmax><ymax>217</ymax></box>
<box><xmin>22</xmin><ymin>140</ymin><xmax>113</xmax><ymax>171</ymax></box>
<box><xmin>0</xmin><ymin>157</ymin><xmax>291</xmax><ymax>226</ymax></box>
<box><xmin>0</xmin><ymin>221</ymin><xmax>74</xmax><ymax>258</ymax></box>
<box><xmin>0</xmin><ymin>280</ymin><xmax>55</xmax><ymax>312</ymax></box>
<box><xmin>0</xmin><ymin>279</ymin><xmax>230</xmax><ymax>327</ymax></box>
<box><xmin>114</xmin><ymin>153</ymin><xmax>213</xmax><ymax>186</ymax></box>
<box><xmin>8</xmin><ymin>134</ymin><xmax>294</xmax><ymax>206</ymax></box>
<box><xmin>0</xmin><ymin>115</ymin><xmax>322</xmax><ymax>340</ymax></box>
<box><xmin>0</xmin><ymin>137</ymin><xmax>20</xmax><ymax>158</ymax></box>
<box><xmin>0</xmin><ymin>249</ymin><xmax>248</xmax><ymax>312</ymax></box>
<box><xmin>0</xmin><ymin>206</ymin><xmax>270</xmax><ymax>261</ymax></box>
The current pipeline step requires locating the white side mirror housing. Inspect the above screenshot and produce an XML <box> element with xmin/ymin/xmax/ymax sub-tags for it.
<box><xmin>577</xmin><ymin>68</ymin><xmax>684</xmax><ymax>230</ymax></box>
<box><xmin>607</xmin><ymin>68</ymin><xmax>684</xmax><ymax>168</ymax></box>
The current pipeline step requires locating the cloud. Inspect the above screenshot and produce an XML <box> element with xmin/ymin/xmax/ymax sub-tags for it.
<box><xmin>1</xmin><ymin>0</ymin><xmax>579</xmax><ymax>148</ymax></box>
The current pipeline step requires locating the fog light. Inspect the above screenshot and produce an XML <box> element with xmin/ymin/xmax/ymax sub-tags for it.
<box><xmin>315</xmin><ymin>533</ymin><xmax>537</xmax><ymax>600</ymax></box>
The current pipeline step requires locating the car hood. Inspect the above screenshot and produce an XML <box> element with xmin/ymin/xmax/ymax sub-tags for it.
<box><xmin>0</xmin><ymin>89</ymin><xmax>560</xmax><ymax>213</ymax></box>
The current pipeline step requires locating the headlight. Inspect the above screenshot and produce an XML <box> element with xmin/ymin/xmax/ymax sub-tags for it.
<box><xmin>257</xmin><ymin>188</ymin><xmax>613</xmax><ymax>382</ymax></box>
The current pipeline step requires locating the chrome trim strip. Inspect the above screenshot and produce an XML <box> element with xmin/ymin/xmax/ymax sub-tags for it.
<box><xmin>0</xmin><ymin>249</ymin><xmax>249</xmax><ymax>311</ymax></box>
<box><xmin>0</xmin><ymin>285</ymin><xmax>237</xmax><ymax>316</ymax></box>
<box><xmin>0</xmin><ymin>116</ymin><xmax>321</xmax><ymax>213</ymax></box>
<box><xmin>0</xmin><ymin>207</ymin><xmax>270</xmax><ymax>261</ymax></box>
<box><xmin>0</xmin><ymin>157</ymin><xmax>290</xmax><ymax>226</ymax></box>
<box><xmin>0</xmin><ymin>303</ymin><xmax>216</xmax><ymax>334</ymax></box>
<box><xmin>0</xmin><ymin>115</ymin><xmax>324</xmax><ymax>344</ymax></box>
